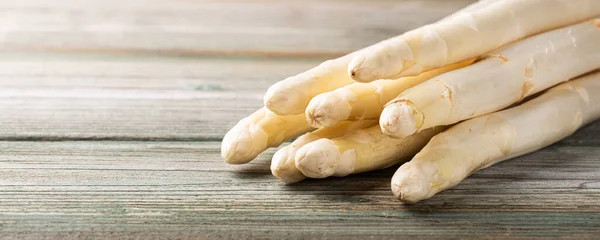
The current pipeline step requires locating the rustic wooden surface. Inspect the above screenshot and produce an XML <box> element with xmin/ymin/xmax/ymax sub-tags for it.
<box><xmin>1</xmin><ymin>0</ymin><xmax>600</xmax><ymax>239</ymax></box>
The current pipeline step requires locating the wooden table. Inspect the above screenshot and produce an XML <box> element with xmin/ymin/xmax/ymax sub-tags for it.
<box><xmin>1</xmin><ymin>0</ymin><xmax>599</xmax><ymax>239</ymax></box>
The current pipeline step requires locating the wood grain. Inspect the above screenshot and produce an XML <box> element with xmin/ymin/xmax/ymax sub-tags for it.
<box><xmin>0</xmin><ymin>0</ymin><xmax>475</xmax><ymax>57</ymax></box>
<box><xmin>0</xmin><ymin>52</ymin><xmax>320</xmax><ymax>140</ymax></box>
<box><xmin>1</xmin><ymin>122</ymin><xmax>600</xmax><ymax>239</ymax></box>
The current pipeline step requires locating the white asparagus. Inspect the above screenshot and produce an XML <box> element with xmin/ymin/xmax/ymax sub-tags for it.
<box><xmin>305</xmin><ymin>60</ymin><xmax>473</xmax><ymax>128</ymax></box>
<box><xmin>380</xmin><ymin>19</ymin><xmax>600</xmax><ymax>138</ymax></box>
<box><xmin>391</xmin><ymin>71</ymin><xmax>600</xmax><ymax>203</ymax></box>
<box><xmin>271</xmin><ymin>120</ymin><xmax>378</xmax><ymax>184</ymax></box>
<box><xmin>295</xmin><ymin>125</ymin><xmax>445</xmax><ymax>179</ymax></box>
<box><xmin>348</xmin><ymin>0</ymin><xmax>600</xmax><ymax>82</ymax></box>
<box><xmin>264</xmin><ymin>54</ymin><xmax>360</xmax><ymax>115</ymax></box>
<box><xmin>222</xmin><ymin>108</ymin><xmax>313</xmax><ymax>164</ymax></box>
<box><xmin>262</xmin><ymin>0</ymin><xmax>504</xmax><ymax>116</ymax></box>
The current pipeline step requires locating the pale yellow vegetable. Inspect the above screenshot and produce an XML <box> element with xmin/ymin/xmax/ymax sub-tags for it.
<box><xmin>263</xmin><ymin>54</ymin><xmax>360</xmax><ymax>115</ymax></box>
<box><xmin>295</xmin><ymin>125</ymin><xmax>445</xmax><ymax>179</ymax></box>
<box><xmin>348</xmin><ymin>0</ymin><xmax>600</xmax><ymax>82</ymax></box>
<box><xmin>392</xmin><ymin>71</ymin><xmax>600</xmax><ymax>203</ymax></box>
<box><xmin>380</xmin><ymin>19</ymin><xmax>600</xmax><ymax>138</ymax></box>
<box><xmin>222</xmin><ymin>108</ymin><xmax>313</xmax><ymax>164</ymax></box>
<box><xmin>271</xmin><ymin>120</ymin><xmax>377</xmax><ymax>184</ymax></box>
<box><xmin>305</xmin><ymin>60</ymin><xmax>473</xmax><ymax>128</ymax></box>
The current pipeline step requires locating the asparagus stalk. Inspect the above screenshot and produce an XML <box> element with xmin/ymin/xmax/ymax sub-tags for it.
<box><xmin>348</xmin><ymin>0</ymin><xmax>600</xmax><ymax>82</ymax></box>
<box><xmin>222</xmin><ymin>108</ymin><xmax>313</xmax><ymax>164</ymax></box>
<box><xmin>380</xmin><ymin>19</ymin><xmax>600</xmax><ymax>138</ymax></box>
<box><xmin>271</xmin><ymin>120</ymin><xmax>378</xmax><ymax>184</ymax></box>
<box><xmin>295</xmin><ymin>125</ymin><xmax>445</xmax><ymax>179</ymax></box>
<box><xmin>305</xmin><ymin>60</ymin><xmax>473</xmax><ymax>128</ymax></box>
<box><xmin>263</xmin><ymin>54</ymin><xmax>361</xmax><ymax>115</ymax></box>
<box><xmin>392</xmin><ymin>71</ymin><xmax>600</xmax><ymax>203</ymax></box>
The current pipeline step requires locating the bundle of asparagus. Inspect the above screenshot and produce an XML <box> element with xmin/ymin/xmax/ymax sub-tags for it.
<box><xmin>222</xmin><ymin>0</ymin><xmax>600</xmax><ymax>203</ymax></box>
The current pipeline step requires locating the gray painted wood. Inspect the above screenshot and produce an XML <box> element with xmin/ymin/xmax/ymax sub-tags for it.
<box><xmin>1</xmin><ymin>126</ymin><xmax>600</xmax><ymax>239</ymax></box>
<box><xmin>1</xmin><ymin>0</ymin><xmax>599</xmax><ymax>239</ymax></box>
<box><xmin>0</xmin><ymin>52</ymin><xmax>318</xmax><ymax>140</ymax></box>
<box><xmin>0</xmin><ymin>0</ymin><xmax>474</xmax><ymax>57</ymax></box>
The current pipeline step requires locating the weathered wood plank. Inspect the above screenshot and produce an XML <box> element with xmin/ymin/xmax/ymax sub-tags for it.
<box><xmin>1</xmin><ymin>124</ymin><xmax>600</xmax><ymax>238</ymax></box>
<box><xmin>0</xmin><ymin>52</ymin><xmax>321</xmax><ymax>140</ymax></box>
<box><xmin>0</xmin><ymin>0</ymin><xmax>475</xmax><ymax>56</ymax></box>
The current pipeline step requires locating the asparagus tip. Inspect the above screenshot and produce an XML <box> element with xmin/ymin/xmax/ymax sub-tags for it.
<box><xmin>295</xmin><ymin>139</ymin><xmax>341</xmax><ymax>178</ymax></box>
<box><xmin>271</xmin><ymin>146</ymin><xmax>306</xmax><ymax>184</ymax></box>
<box><xmin>264</xmin><ymin>81</ymin><xmax>302</xmax><ymax>115</ymax></box>
<box><xmin>221</xmin><ymin>125</ymin><xmax>267</xmax><ymax>164</ymax></box>
<box><xmin>348</xmin><ymin>54</ymin><xmax>391</xmax><ymax>83</ymax></box>
<box><xmin>391</xmin><ymin>161</ymin><xmax>438</xmax><ymax>203</ymax></box>
<box><xmin>306</xmin><ymin>94</ymin><xmax>351</xmax><ymax>128</ymax></box>
<box><xmin>380</xmin><ymin>102</ymin><xmax>420</xmax><ymax>138</ymax></box>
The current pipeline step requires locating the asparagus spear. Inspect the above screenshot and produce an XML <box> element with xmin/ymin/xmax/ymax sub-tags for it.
<box><xmin>222</xmin><ymin>108</ymin><xmax>313</xmax><ymax>164</ymax></box>
<box><xmin>294</xmin><ymin>125</ymin><xmax>445</xmax><ymax>179</ymax></box>
<box><xmin>263</xmin><ymin>54</ymin><xmax>360</xmax><ymax>116</ymax></box>
<box><xmin>392</xmin><ymin>71</ymin><xmax>600</xmax><ymax>203</ymax></box>
<box><xmin>348</xmin><ymin>0</ymin><xmax>600</xmax><ymax>82</ymax></box>
<box><xmin>380</xmin><ymin>19</ymin><xmax>600</xmax><ymax>138</ymax></box>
